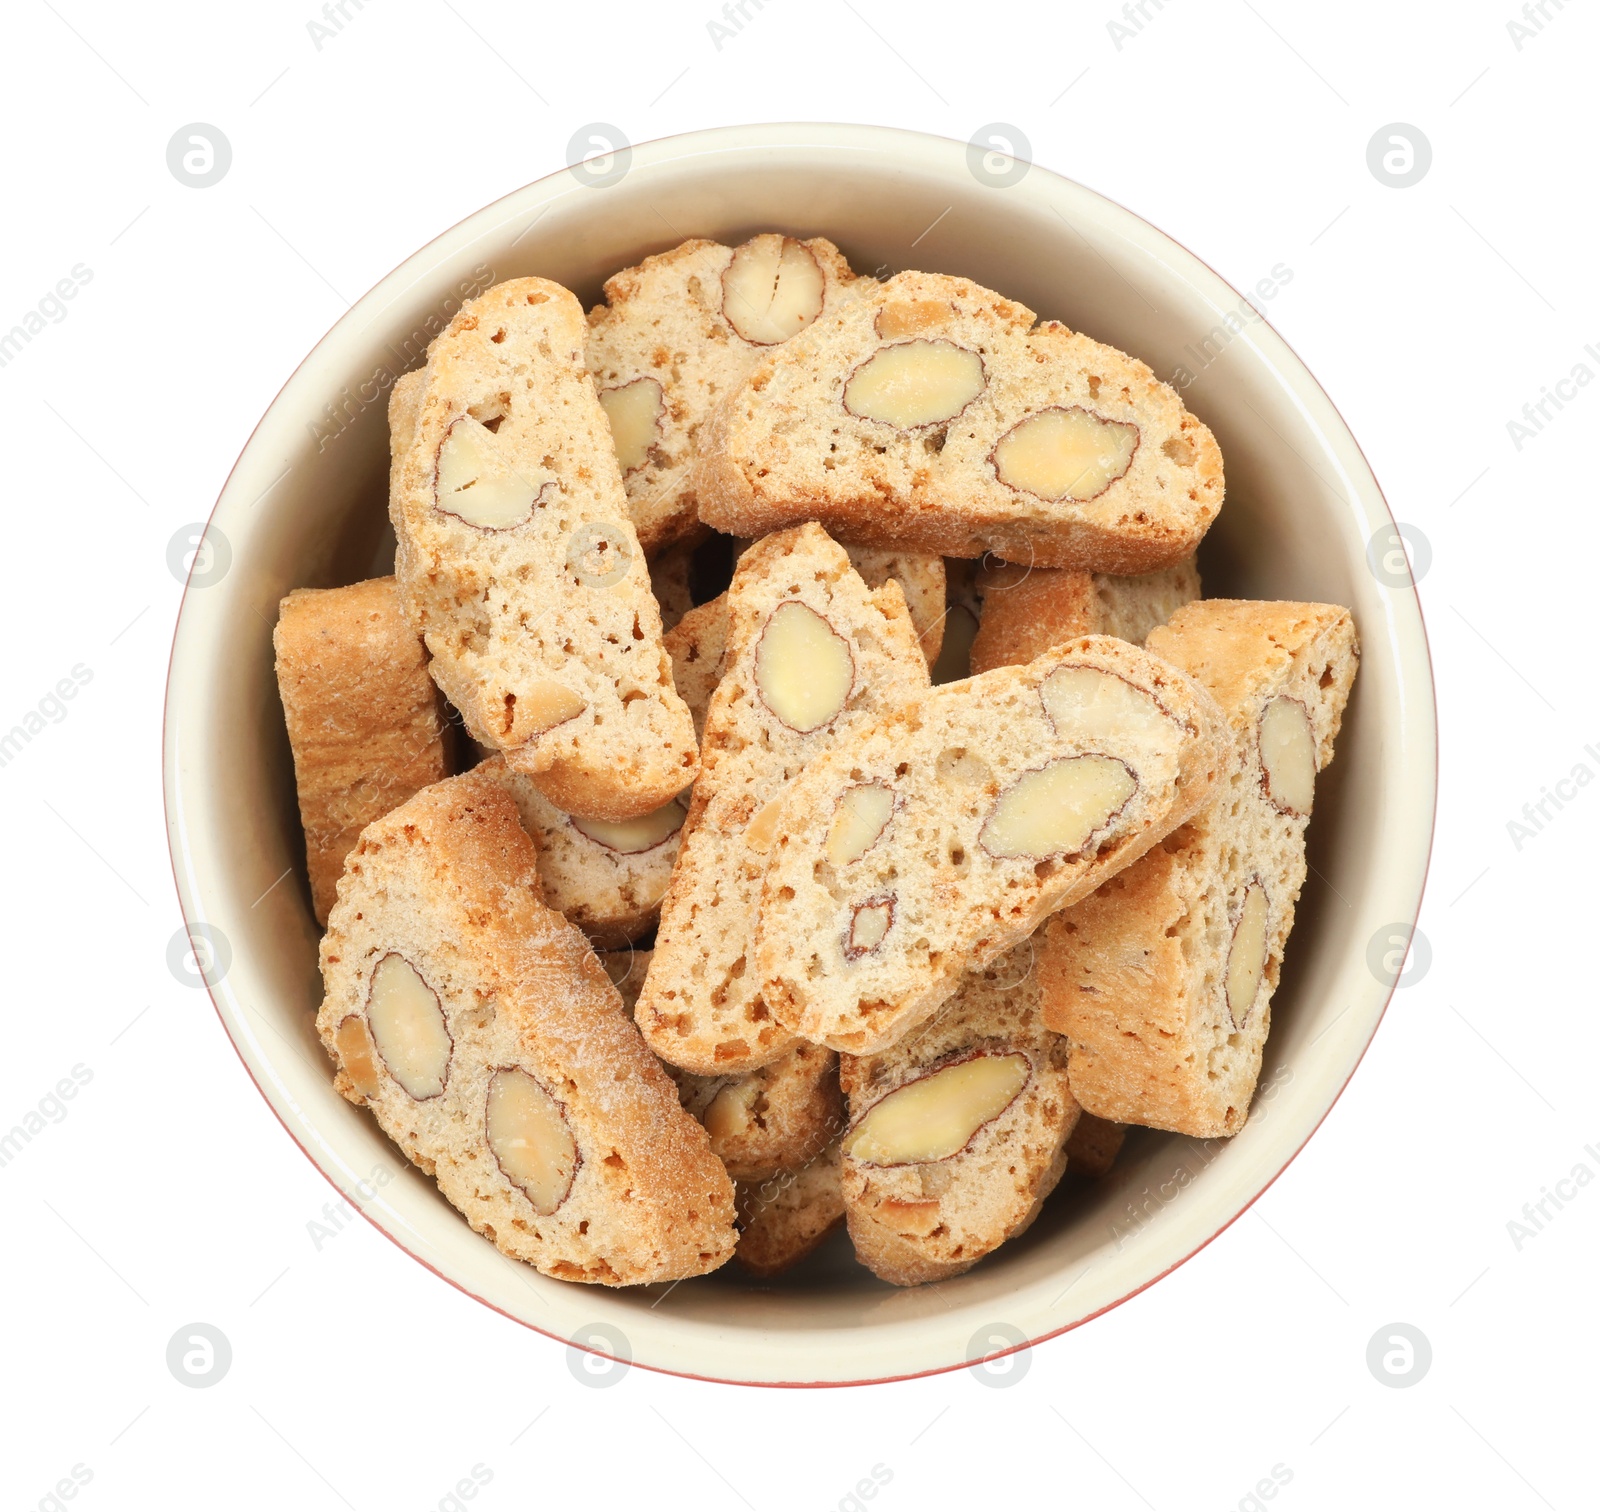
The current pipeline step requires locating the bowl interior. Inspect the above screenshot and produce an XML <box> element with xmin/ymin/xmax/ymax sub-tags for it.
<box><xmin>164</xmin><ymin>124</ymin><xmax>1434</xmax><ymax>1385</ymax></box>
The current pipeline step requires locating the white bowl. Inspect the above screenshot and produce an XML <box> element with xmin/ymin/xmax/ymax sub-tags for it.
<box><xmin>163</xmin><ymin>123</ymin><xmax>1435</xmax><ymax>1386</ymax></box>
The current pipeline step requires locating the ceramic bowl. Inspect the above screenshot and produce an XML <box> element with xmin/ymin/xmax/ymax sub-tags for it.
<box><xmin>163</xmin><ymin>122</ymin><xmax>1435</xmax><ymax>1386</ymax></box>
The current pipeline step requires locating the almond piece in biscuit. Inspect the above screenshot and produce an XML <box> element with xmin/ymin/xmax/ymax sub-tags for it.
<box><xmin>754</xmin><ymin>636</ymin><xmax>1223</xmax><ymax>1056</ymax></box>
<box><xmin>273</xmin><ymin>576</ymin><xmax>449</xmax><ymax>924</ymax></box>
<box><xmin>587</xmin><ymin>235</ymin><xmax>873</xmax><ymax>555</ymax></box>
<box><xmin>697</xmin><ymin>271</ymin><xmax>1223</xmax><ymax>574</ymax></box>
<box><xmin>669</xmin><ymin>1041</ymin><xmax>843</xmax><ymax>1182</ymax></box>
<box><xmin>666</xmin><ymin>542</ymin><xmax>946</xmax><ymax>739</ymax></box>
<box><xmin>840</xmin><ymin>940</ymin><xmax>1078</xmax><ymax>1286</ymax></box>
<box><xmin>389</xmin><ymin>278</ymin><xmax>698</xmax><ymax>823</ymax></box>
<box><xmin>1037</xmin><ymin>600</ymin><xmax>1358</xmax><ymax>1138</ymax></box>
<box><xmin>316</xmin><ymin>773</ymin><xmax>736</xmax><ymax>1285</ymax></box>
<box><xmin>969</xmin><ymin>556</ymin><xmax>1201</xmax><ymax>674</ymax></box>
<box><xmin>735</xmin><ymin>538</ymin><xmax>947</xmax><ymax>667</ymax></box>
<box><xmin>635</xmin><ymin>523</ymin><xmax>931</xmax><ymax>1075</ymax></box>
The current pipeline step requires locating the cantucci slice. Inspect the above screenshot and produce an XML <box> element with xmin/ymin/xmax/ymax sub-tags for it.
<box><xmin>754</xmin><ymin>636</ymin><xmax>1223</xmax><ymax>1055</ymax></box>
<box><xmin>390</xmin><ymin>278</ymin><xmax>697</xmax><ymax>822</ymax></box>
<box><xmin>587</xmin><ymin>235</ymin><xmax>872</xmax><ymax>554</ymax></box>
<box><xmin>840</xmin><ymin>941</ymin><xmax>1078</xmax><ymax>1286</ymax></box>
<box><xmin>697</xmin><ymin>271</ymin><xmax>1224</xmax><ymax>573</ymax></box>
<box><xmin>273</xmin><ymin>576</ymin><xmax>449</xmax><ymax>924</ymax></box>
<box><xmin>634</xmin><ymin>523</ymin><xmax>931</xmax><ymax>1074</ymax></box>
<box><xmin>474</xmin><ymin>756</ymin><xmax>684</xmax><ymax>948</ymax></box>
<box><xmin>316</xmin><ymin>772</ymin><xmax>736</xmax><ymax>1285</ymax></box>
<box><xmin>1037</xmin><ymin>600</ymin><xmax>1358</xmax><ymax>1137</ymax></box>
<box><xmin>969</xmin><ymin>556</ymin><xmax>1201</xmax><ymax>673</ymax></box>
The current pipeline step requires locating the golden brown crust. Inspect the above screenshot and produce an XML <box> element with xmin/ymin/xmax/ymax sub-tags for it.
<box><xmin>389</xmin><ymin>277</ymin><xmax>698</xmax><ymax>823</ymax></box>
<box><xmin>316</xmin><ymin>773</ymin><xmax>736</xmax><ymax>1284</ymax></box>
<box><xmin>839</xmin><ymin>942</ymin><xmax>1078</xmax><ymax>1286</ymax></box>
<box><xmin>755</xmin><ymin>635</ymin><xmax>1225</xmax><ymax>1056</ymax></box>
<box><xmin>273</xmin><ymin>577</ymin><xmax>449</xmax><ymax>923</ymax></box>
<box><xmin>1039</xmin><ymin>600</ymin><xmax>1359</xmax><ymax>1137</ymax></box>
<box><xmin>696</xmin><ymin>272</ymin><xmax>1224</xmax><ymax>573</ymax></box>
<box><xmin>969</xmin><ymin>557</ymin><xmax>1201</xmax><ymax>674</ymax></box>
<box><xmin>969</xmin><ymin>565</ymin><xmax>1099</xmax><ymax>674</ymax></box>
<box><xmin>587</xmin><ymin>235</ymin><xmax>870</xmax><ymax>554</ymax></box>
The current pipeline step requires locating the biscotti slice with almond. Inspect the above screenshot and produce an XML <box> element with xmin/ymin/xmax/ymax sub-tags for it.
<box><xmin>736</xmin><ymin>539</ymin><xmax>947</xmax><ymax>666</ymax></box>
<box><xmin>670</xmin><ymin>1042</ymin><xmax>843</xmax><ymax>1181</ymax></box>
<box><xmin>473</xmin><ymin>756</ymin><xmax>685</xmax><ymax>948</ymax></box>
<box><xmin>735</xmin><ymin>1141</ymin><xmax>847</xmax><ymax>1278</ymax></box>
<box><xmin>634</xmin><ymin>523</ymin><xmax>931</xmax><ymax>1075</ymax></box>
<box><xmin>607</xmin><ymin>948</ymin><xmax>844</xmax><ymax>1186</ymax></box>
<box><xmin>390</xmin><ymin>277</ymin><xmax>698</xmax><ymax>822</ymax></box>
<box><xmin>1037</xmin><ymin>600</ymin><xmax>1359</xmax><ymax>1138</ymax></box>
<box><xmin>696</xmin><ymin>270</ymin><xmax>1223</xmax><ymax>573</ymax></box>
<box><xmin>969</xmin><ymin>557</ymin><xmax>1200</xmax><ymax>674</ymax></box>
<box><xmin>587</xmin><ymin>235</ymin><xmax>872</xmax><ymax>555</ymax></box>
<box><xmin>274</xmin><ymin>577</ymin><xmax>450</xmax><ymax>924</ymax></box>
<box><xmin>840</xmin><ymin>941</ymin><xmax>1078</xmax><ymax>1285</ymax></box>
<box><xmin>665</xmin><ymin>543</ymin><xmax>945</xmax><ymax>740</ymax></box>
<box><xmin>754</xmin><ymin>635</ymin><xmax>1223</xmax><ymax>1056</ymax></box>
<box><xmin>316</xmin><ymin>772</ymin><xmax>736</xmax><ymax>1285</ymax></box>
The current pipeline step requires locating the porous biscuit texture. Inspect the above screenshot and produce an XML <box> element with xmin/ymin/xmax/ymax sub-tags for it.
<box><xmin>473</xmin><ymin>755</ymin><xmax>685</xmax><ymax>948</ymax></box>
<box><xmin>697</xmin><ymin>271</ymin><xmax>1223</xmax><ymax>573</ymax></box>
<box><xmin>273</xmin><ymin>576</ymin><xmax>449</xmax><ymax>924</ymax></box>
<box><xmin>636</xmin><ymin>523</ymin><xmax>931</xmax><ymax>1074</ymax></box>
<box><xmin>754</xmin><ymin>635</ymin><xmax>1224</xmax><ymax>1056</ymax></box>
<box><xmin>1038</xmin><ymin>600</ymin><xmax>1358</xmax><ymax>1137</ymax></box>
<box><xmin>969</xmin><ymin>557</ymin><xmax>1200</xmax><ymax>674</ymax></box>
<box><xmin>316</xmin><ymin>773</ymin><xmax>736</xmax><ymax>1284</ymax></box>
<box><xmin>587</xmin><ymin>235</ymin><xmax>871</xmax><ymax>554</ymax></box>
<box><xmin>389</xmin><ymin>277</ymin><xmax>698</xmax><ymax>822</ymax></box>
<box><xmin>734</xmin><ymin>1141</ymin><xmax>846</xmax><ymax>1278</ymax></box>
<box><xmin>840</xmin><ymin>941</ymin><xmax>1078</xmax><ymax>1285</ymax></box>
<box><xmin>670</xmin><ymin>1041</ymin><xmax>843</xmax><ymax>1181</ymax></box>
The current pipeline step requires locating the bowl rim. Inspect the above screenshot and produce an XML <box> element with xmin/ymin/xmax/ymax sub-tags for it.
<box><xmin>163</xmin><ymin>120</ymin><xmax>1437</xmax><ymax>1388</ymax></box>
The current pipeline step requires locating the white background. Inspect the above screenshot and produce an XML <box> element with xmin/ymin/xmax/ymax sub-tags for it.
<box><xmin>2</xmin><ymin>1</ymin><xmax>1594</xmax><ymax>1508</ymax></box>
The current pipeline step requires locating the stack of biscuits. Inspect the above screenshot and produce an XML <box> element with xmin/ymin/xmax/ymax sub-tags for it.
<box><xmin>274</xmin><ymin>234</ymin><xmax>1359</xmax><ymax>1289</ymax></box>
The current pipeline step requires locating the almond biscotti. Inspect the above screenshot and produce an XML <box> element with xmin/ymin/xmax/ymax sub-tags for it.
<box><xmin>587</xmin><ymin>235</ymin><xmax>872</xmax><ymax>555</ymax></box>
<box><xmin>473</xmin><ymin>756</ymin><xmax>685</xmax><ymax>948</ymax></box>
<box><xmin>670</xmin><ymin>1041</ymin><xmax>843</xmax><ymax>1181</ymax></box>
<box><xmin>754</xmin><ymin>636</ymin><xmax>1223</xmax><ymax>1056</ymax></box>
<box><xmin>1037</xmin><ymin>600</ymin><xmax>1358</xmax><ymax>1137</ymax></box>
<box><xmin>608</xmin><ymin>948</ymin><xmax>844</xmax><ymax>1185</ymax></box>
<box><xmin>273</xmin><ymin>576</ymin><xmax>449</xmax><ymax>924</ymax></box>
<box><xmin>739</xmin><ymin>540</ymin><xmax>946</xmax><ymax>666</ymax></box>
<box><xmin>662</xmin><ymin>598</ymin><xmax>727</xmax><ymax>742</ymax></box>
<box><xmin>635</xmin><ymin>523</ymin><xmax>931</xmax><ymax>1074</ymax></box>
<box><xmin>734</xmin><ymin>1141</ymin><xmax>846</xmax><ymax>1278</ymax></box>
<box><xmin>696</xmin><ymin>271</ymin><xmax>1223</xmax><ymax>573</ymax></box>
<box><xmin>389</xmin><ymin>278</ymin><xmax>698</xmax><ymax>822</ymax></box>
<box><xmin>316</xmin><ymin>772</ymin><xmax>736</xmax><ymax>1284</ymax></box>
<box><xmin>969</xmin><ymin>557</ymin><xmax>1201</xmax><ymax>674</ymax></box>
<box><xmin>664</xmin><ymin>544</ymin><xmax>946</xmax><ymax>738</ymax></box>
<box><xmin>840</xmin><ymin>941</ymin><xmax>1078</xmax><ymax>1285</ymax></box>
